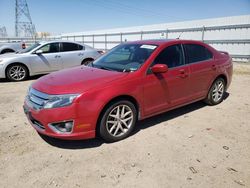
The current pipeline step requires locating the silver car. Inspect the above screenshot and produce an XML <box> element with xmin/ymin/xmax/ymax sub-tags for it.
<box><xmin>0</xmin><ymin>41</ymin><xmax>100</xmax><ymax>81</ymax></box>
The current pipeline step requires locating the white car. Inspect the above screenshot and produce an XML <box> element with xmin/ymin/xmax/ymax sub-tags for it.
<box><xmin>0</xmin><ymin>41</ymin><xmax>26</xmax><ymax>54</ymax></box>
<box><xmin>0</xmin><ymin>41</ymin><xmax>101</xmax><ymax>81</ymax></box>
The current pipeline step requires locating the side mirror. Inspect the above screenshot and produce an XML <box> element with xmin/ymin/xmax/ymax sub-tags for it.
<box><xmin>35</xmin><ymin>50</ymin><xmax>43</xmax><ymax>54</ymax></box>
<box><xmin>151</xmin><ymin>64</ymin><xmax>168</xmax><ymax>73</ymax></box>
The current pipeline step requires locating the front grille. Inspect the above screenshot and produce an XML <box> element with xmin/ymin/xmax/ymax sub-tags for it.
<box><xmin>26</xmin><ymin>88</ymin><xmax>49</xmax><ymax>110</ymax></box>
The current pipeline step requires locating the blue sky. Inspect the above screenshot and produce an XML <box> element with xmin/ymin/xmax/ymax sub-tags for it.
<box><xmin>0</xmin><ymin>0</ymin><xmax>249</xmax><ymax>36</ymax></box>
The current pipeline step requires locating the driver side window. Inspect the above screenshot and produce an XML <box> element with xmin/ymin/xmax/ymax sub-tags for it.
<box><xmin>39</xmin><ymin>43</ymin><xmax>59</xmax><ymax>54</ymax></box>
<box><xmin>153</xmin><ymin>44</ymin><xmax>184</xmax><ymax>68</ymax></box>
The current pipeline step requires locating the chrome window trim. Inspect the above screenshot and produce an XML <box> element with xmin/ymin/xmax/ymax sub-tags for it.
<box><xmin>183</xmin><ymin>57</ymin><xmax>214</xmax><ymax>65</ymax></box>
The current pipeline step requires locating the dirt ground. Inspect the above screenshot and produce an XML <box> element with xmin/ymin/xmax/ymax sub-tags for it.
<box><xmin>0</xmin><ymin>63</ymin><xmax>249</xmax><ymax>188</ymax></box>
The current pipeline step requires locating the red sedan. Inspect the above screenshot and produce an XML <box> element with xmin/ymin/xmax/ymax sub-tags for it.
<box><xmin>23</xmin><ymin>39</ymin><xmax>233</xmax><ymax>142</ymax></box>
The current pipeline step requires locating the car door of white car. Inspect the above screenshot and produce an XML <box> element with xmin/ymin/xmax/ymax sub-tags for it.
<box><xmin>30</xmin><ymin>42</ymin><xmax>62</xmax><ymax>73</ymax></box>
<box><xmin>60</xmin><ymin>42</ymin><xmax>84</xmax><ymax>69</ymax></box>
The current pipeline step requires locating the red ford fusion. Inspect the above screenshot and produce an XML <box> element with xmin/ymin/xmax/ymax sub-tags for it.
<box><xmin>23</xmin><ymin>39</ymin><xmax>233</xmax><ymax>142</ymax></box>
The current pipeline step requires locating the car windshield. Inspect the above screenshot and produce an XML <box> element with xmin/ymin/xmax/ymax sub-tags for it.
<box><xmin>91</xmin><ymin>43</ymin><xmax>158</xmax><ymax>72</ymax></box>
<box><xmin>18</xmin><ymin>42</ymin><xmax>41</xmax><ymax>53</ymax></box>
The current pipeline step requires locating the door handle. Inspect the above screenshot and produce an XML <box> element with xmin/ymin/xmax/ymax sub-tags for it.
<box><xmin>178</xmin><ymin>69</ymin><xmax>188</xmax><ymax>78</ymax></box>
<box><xmin>78</xmin><ymin>53</ymin><xmax>84</xmax><ymax>56</ymax></box>
<box><xmin>179</xmin><ymin>69</ymin><xmax>185</xmax><ymax>74</ymax></box>
<box><xmin>54</xmin><ymin>55</ymin><xmax>61</xmax><ymax>58</ymax></box>
<box><xmin>211</xmin><ymin>64</ymin><xmax>217</xmax><ymax>70</ymax></box>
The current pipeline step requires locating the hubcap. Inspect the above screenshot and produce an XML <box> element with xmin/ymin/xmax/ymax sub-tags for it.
<box><xmin>106</xmin><ymin>105</ymin><xmax>133</xmax><ymax>137</ymax></box>
<box><xmin>212</xmin><ymin>80</ymin><xmax>224</xmax><ymax>102</ymax></box>
<box><xmin>9</xmin><ymin>66</ymin><xmax>26</xmax><ymax>80</ymax></box>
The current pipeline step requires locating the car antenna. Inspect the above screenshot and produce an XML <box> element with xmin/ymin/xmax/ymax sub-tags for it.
<box><xmin>176</xmin><ymin>32</ymin><xmax>183</xmax><ymax>39</ymax></box>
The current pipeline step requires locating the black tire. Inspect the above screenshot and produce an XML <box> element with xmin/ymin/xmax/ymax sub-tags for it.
<box><xmin>81</xmin><ymin>58</ymin><xmax>94</xmax><ymax>65</ymax></box>
<box><xmin>98</xmin><ymin>100</ymin><xmax>137</xmax><ymax>142</ymax></box>
<box><xmin>6</xmin><ymin>64</ymin><xmax>28</xmax><ymax>81</ymax></box>
<box><xmin>204</xmin><ymin>77</ymin><xmax>226</xmax><ymax>105</ymax></box>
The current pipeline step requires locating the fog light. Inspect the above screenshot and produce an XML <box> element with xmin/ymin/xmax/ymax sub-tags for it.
<box><xmin>49</xmin><ymin>121</ymin><xmax>74</xmax><ymax>134</ymax></box>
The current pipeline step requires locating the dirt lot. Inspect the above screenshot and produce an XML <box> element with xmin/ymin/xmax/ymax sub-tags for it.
<box><xmin>0</xmin><ymin>63</ymin><xmax>249</xmax><ymax>188</ymax></box>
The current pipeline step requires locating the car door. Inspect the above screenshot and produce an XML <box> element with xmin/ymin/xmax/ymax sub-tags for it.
<box><xmin>30</xmin><ymin>42</ymin><xmax>62</xmax><ymax>73</ymax></box>
<box><xmin>183</xmin><ymin>43</ymin><xmax>216</xmax><ymax>99</ymax></box>
<box><xmin>143</xmin><ymin>44</ymin><xmax>191</xmax><ymax>116</ymax></box>
<box><xmin>60</xmin><ymin>42</ymin><xmax>84</xmax><ymax>68</ymax></box>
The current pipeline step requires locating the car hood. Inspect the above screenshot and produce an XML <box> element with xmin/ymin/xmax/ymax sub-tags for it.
<box><xmin>32</xmin><ymin>66</ymin><xmax>128</xmax><ymax>94</ymax></box>
<box><xmin>0</xmin><ymin>52</ymin><xmax>28</xmax><ymax>59</ymax></box>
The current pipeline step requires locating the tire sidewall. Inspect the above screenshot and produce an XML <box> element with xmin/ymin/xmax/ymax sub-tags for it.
<box><xmin>99</xmin><ymin>100</ymin><xmax>137</xmax><ymax>142</ymax></box>
<box><xmin>6</xmin><ymin>64</ymin><xmax>28</xmax><ymax>81</ymax></box>
<box><xmin>207</xmin><ymin>78</ymin><xmax>225</xmax><ymax>105</ymax></box>
<box><xmin>81</xmin><ymin>59</ymin><xmax>93</xmax><ymax>65</ymax></box>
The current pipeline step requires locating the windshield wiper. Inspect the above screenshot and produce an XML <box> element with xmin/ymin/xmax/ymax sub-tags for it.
<box><xmin>122</xmin><ymin>67</ymin><xmax>137</xmax><ymax>72</ymax></box>
<box><xmin>92</xmin><ymin>64</ymin><xmax>116</xmax><ymax>71</ymax></box>
<box><xmin>98</xmin><ymin>66</ymin><xmax>114</xmax><ymax>71</ymax></box>
<box><xmin>123</xmin><ymin>69</ymin><xmax>131</xmax><ymax>72</ymax></box>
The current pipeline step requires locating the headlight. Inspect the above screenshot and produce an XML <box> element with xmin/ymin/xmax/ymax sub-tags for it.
<box><xmin>43</xmin><ymin>94</ymin><xmax>80</xmax><ymax>109</ymax></box>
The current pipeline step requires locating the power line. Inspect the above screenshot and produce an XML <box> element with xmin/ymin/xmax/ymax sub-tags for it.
<box><xmin>85</xmin><ymin>0</ymin><xmax>182</xmax><ymax>22</ymax></box>
<box><xmin>84</xmin><ymin>0</ymin><xmax>168</xmax><ymax>22</ymax></box>
<box><xmin>84</xmin><ymin>0</ymin><xmax>152</xmax><ymax>19</ymax></box>
<box><xmin>106</xmin><ymin>0</ymin><xmax>181</xmax><ymax>20</ymax></box>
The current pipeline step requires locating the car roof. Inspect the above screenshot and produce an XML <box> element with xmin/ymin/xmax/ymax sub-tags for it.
<box><xmin>38</xmin><ymin>40</ymin><xmax>84</xmax><ymax>45</ymax></box>
<box><xmin>127</xmin><ymin>39</ymin><xmax>206</xmax><ymax>46</ymax></box>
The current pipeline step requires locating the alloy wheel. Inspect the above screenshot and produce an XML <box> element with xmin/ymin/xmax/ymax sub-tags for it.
<box><xmin>8</xmin><ymin>65</ymin><xmax>26</xmax><ymax>81</ymax></box>
<box><xmin>106</xmin><ymin>105</ymin><xmax>134</xmax><ymax>137</ymax></box>
<box><xmin>212</xmin><ymin>80</ymin><xmax>224</xmax><ymax>102</ymax></box>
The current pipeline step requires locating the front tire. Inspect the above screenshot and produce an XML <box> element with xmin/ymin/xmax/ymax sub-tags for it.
<box><xmin>6</xmin><ymin>64</ymin><xmax>28</xmax><ymax>81</ymax></box>
<box><xmin>99</xmin><ymin>100</ymin><xmax>137</xmax><ymax>142</ymax></box>
<box><xmin>205</xmin><ymin>78</ymin><xmax>226</xmax><ymax>105</ymax></box>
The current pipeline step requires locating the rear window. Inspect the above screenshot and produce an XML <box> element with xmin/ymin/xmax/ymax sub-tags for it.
<box><xmin>184</xmin><ymin>44</ymin><xmax>213</xmax><ymax>63</ymax></box>
<box><xmin>61</xmin><ymin>43</ymin><xmax>83</xmax><ymax>52</ymax></box>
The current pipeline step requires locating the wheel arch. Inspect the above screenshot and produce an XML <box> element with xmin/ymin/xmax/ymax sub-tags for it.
<box><xmin>81</xmin><ymin>57</ymin><xmax>94</xmax><ymax>65</ymax></box>
<box><xmin>214</xmin><ymin>74</ymin><xmax>228</xmax><ymax>88</ymax></box>
<box><xmin>204</xmin><ymin>74</ymin><xmax>228</xmax><ymax>105</ymax></box>
<box><xmin>96</xmin><ymin>95</ymin><xmax>140</xmax><ymax>133</ymax></box>
<box><xmin>5</xmin><ymin>62</ymin><xmax>30</xmax><ymax>77</ymax></box>
<box><xmin>0</xmin><ymin>48</ymin><xmax>15</xmax><ymax>54</ymax></box>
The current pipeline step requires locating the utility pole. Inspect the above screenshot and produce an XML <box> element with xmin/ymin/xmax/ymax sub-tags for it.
<box><xmin>15</xmin><ymin>0</ymin><xmax>36</xmax><ymax>37</ymax></box>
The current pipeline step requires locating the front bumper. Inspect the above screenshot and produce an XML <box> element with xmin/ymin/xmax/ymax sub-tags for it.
<box><xmin>0</xmin><ymin>64</ymin><xmax>6</xmax><ymax>78</ymax></box>
<box><xmin>23</xmin><ymin>100</ymin><xmax>96</xmax><ymax>140</ymax></box>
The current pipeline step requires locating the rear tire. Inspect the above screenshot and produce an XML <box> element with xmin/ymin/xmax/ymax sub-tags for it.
<box><xmin>81</xmin><ymin>58</ymin><xmax>94</xmax><ymax>65</ymax></box>
<box><xmin>204</xmin><ymin>78</ymin><xmax>226</xmax><ymax>105</ymax></box>
<box><xmin>99</xmin><ymin>100</ymin><xmax>137</xmax><ymax>142</ymax></box>
<box><xmin>6</xmin><ymin>64</ymin><xmax>28</xmax><ymax>81</ymax></box>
